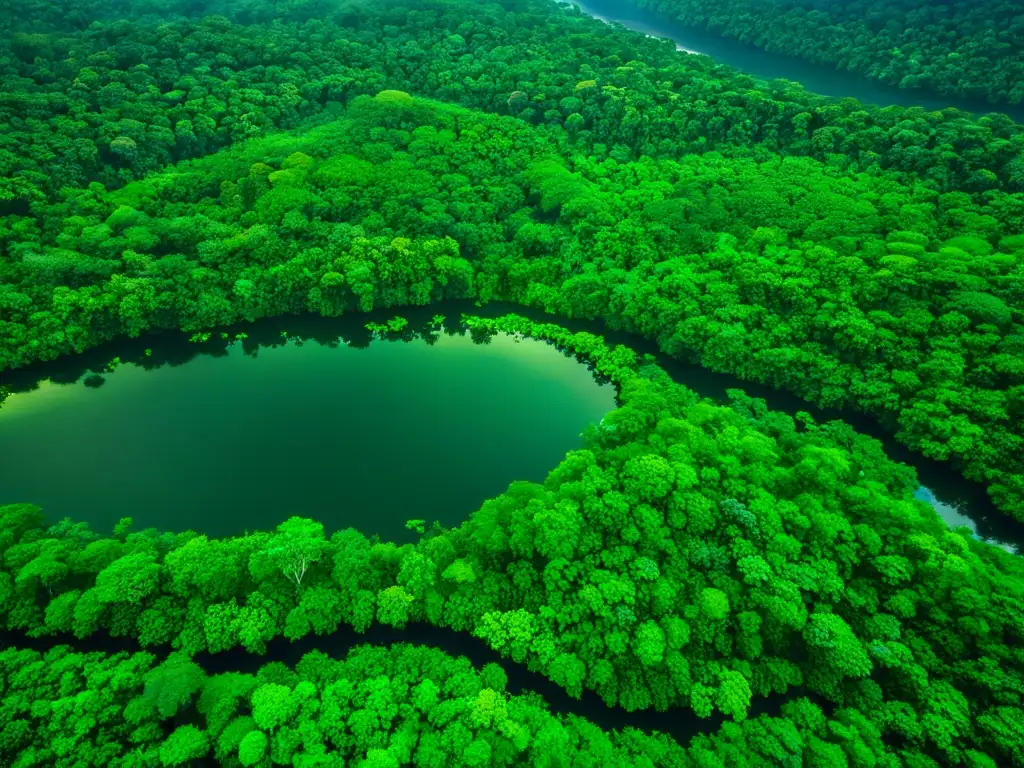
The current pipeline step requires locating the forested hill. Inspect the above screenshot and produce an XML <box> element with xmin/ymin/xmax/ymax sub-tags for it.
<box><xmin>7</xmin><ymin>0</ymin><xmax>1024</xmax><ymax>203</ymax></box>
<box><xmin>624</xmin><ymin>0</ymin><xmax>1024</xmax><ymax>105</ymax></box>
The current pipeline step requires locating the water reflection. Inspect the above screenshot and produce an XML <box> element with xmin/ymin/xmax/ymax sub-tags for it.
<box><xmin>0</xmin><ymin>305</ymin><xmax>615</xmax><ymax>542</ymax></box>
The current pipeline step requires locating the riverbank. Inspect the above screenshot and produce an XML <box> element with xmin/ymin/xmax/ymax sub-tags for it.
<box><xmin>571</xmin><ymin>0</ymin><xmax>1024</xmax><ymax>121</ymax></box>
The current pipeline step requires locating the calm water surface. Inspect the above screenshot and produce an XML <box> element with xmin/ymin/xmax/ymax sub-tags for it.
<box><xmin>1</xmin><ymin>304</ymin><xmax>1018</xmax><ymax>552</ymax></box>
<box><xmin>0</xmin><ymin>314</ymin><xmax>614</xmax><ymax>541</ymax></box>
<box><xmin>573</xmin><ymin>0</ymin><xmax>1024</xmax><ymax>119</ymax></box>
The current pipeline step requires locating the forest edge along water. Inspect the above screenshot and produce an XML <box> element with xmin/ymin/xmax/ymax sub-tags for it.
<box><xmin>0</xmin><ymin>305</ymin><xmax>616</xmax><ymax>544</ymax></box>
<box><xmin>570</xmin><ymin>0</ymin><xmax>1024</xmax><ymax>120</ymax></box>
<box><xmin>2</xmin><ymin>302</ymin><xmax>1020</xmax><ymax>552</ymax></box>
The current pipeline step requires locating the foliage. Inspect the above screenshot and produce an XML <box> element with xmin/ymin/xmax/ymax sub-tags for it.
<box><xmin>3</xmin><ymin>0</ymin><xmax>1024</xmax><ymax>765</ymax></box>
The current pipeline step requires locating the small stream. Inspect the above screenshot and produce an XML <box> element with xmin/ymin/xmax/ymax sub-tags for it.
<box><xmin>0</xmin><ymin>621</ymin><xmax>825</xmax><ymax>745</ymax></box>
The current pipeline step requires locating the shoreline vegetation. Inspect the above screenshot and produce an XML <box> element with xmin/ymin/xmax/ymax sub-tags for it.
<box><xmin>6</xmin><ymin>303</ymin><xmax>1022</xmax><ymax>548</ymax></box>
<box><xmin>571</xmin><ymin>0</ymin><xmax>1024</xmax><ymax>119</ymax></box>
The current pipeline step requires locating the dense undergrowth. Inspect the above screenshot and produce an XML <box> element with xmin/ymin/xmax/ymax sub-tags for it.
<box><xmin>3</xmin><ymin>1</ymin><xmax>1024</xmax><ymax>766</ymax></box>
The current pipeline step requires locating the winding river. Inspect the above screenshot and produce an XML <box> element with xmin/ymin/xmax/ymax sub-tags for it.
<box><xmin>572</xmin><ymin>0</ymin><xmax>1024</xmax><ymax>120</ymax></box>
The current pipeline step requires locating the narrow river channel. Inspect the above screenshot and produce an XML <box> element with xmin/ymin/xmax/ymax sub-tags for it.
<box><xmin>1</xmin><ymin>623</ymin><xmax>822</xmax><ymax>747</ymax></box>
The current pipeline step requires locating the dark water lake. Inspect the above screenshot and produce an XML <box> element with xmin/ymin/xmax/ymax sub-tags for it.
<box><xmin>1</xmin><ymin>303</ymin><xmax>1020</xmax><ymax>551</ymax></box>
<box><xmin>573</xmin><ymin>0</ymin><xmax>1024</xmax><ymax>120</ymax></box>
<box><xmin>0</xmin><ymin>308</ymin><xmax>614</xmax><ymax>542</ymax></box>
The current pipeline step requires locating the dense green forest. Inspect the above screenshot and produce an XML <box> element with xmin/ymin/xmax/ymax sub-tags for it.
<box><xmin>2</xmin><ymin>0</ymin><xmax>1024</xmax><ymax>766</ymax></box>
<box><xmin>626</xmin><ymin>0</ymin><xmax>1024</xmax><ymax>105</ymax></box>
<box><xmin>7</xmin><ymin>0</ymin><xmax>1024</xmax><ymax>198</ymax></box>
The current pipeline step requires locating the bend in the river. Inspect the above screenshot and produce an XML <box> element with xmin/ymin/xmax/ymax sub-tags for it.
<box><xmin>0</xmin><ymin>622</ymin><xmax>828</xmax><ymax>746</ymax></box>
<box><xmin>570</xmin><ymin>0</ymin><xmax>1024</xmax><ymax>121</ymax></box>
